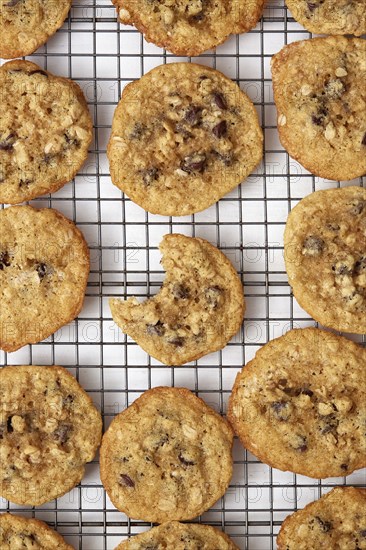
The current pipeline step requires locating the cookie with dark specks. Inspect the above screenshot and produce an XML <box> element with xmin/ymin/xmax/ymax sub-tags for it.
<box><xmin>107</xmin><ymin>62</ymin><xmax>263</xmax><ymax>216</ymax></box>
<box><xmin>228</xmin><ymin>328</ymin><xmax>366</xmax><ymax>479</ymax></box>
<box><xmin>100</xmin><ymin>386</ymin><xmax>234</xmax><ymax>523</ymax></box>
<box><xmin>0</xmin><ymin>206</ymin><xmax>90</xmax><ymax>352</ymax></box>
<box><xmin>277</xmin><ymin>487</ymin><xmax>366</xmax><ymax>550</ymax></box>
<box><xmin>0</xmin><ymin>366</ymin><xmax>102</xmax><ymax>506</ymax></box>
<box><xmin>115</xmin><ymin>0</ymin><xmax>264</xmax><ymax>56</ymax></box>
<box><xmin>286</xmin><ymin>0</ymin><xmax>366</xmax><ymax>36</ymax></box>
<box><xmin>109</xmin><ymin>234</ymin><xmax>245</xmax><ymax>366</ymax></box>
<box><xmin>115</xmin><ymin>521</ymin><xmax>239</xmax><ymax>549</ymax></box>
<box><xmin>0</xmin><ymin>60</ymin><xmax>92</xmax><ymax>205</ymax></box>
<box><xmin>0</xmin><ymin>0</ymin><xmax>71</xmax><ymax>59</ymax></box>
<box><xmin>0</xmin><ymin>513</ymin><xmax>74</xmax><ymax>549</ymax></box>
<box><xmin>284</xmin><ymin>186</ymin><xmax>366</xmax><ymax>334</ymax></box>
<box><xmin>271</xmin><ymin>37</ymin><xmax>366</xmax><ymax>181</ymax></box>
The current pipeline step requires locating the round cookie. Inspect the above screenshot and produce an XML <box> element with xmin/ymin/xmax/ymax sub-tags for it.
<box><xmin>277</xmin><ymin>487</ymin><xmax>366</xmax><ymax>550</ymax></box>
<box><xmin>0</xmin><ymin>0</ymin><xmax>71</xmax><ymax>59</ymax></box>
<box><xmin>0</xmin><ymin>365</ymin><xmax>102</xmax><ymax>506</ymax></box>
<box><xmin>100</xmin><ymin>386</ymin><xmax>234</xmax><ymax>523</ymax></box>
<box><xmin>109</xmin><ymin>233</ymin><xmax>245</xmax><ymax>366</ymax></box>
<box><xmin>115</xmin><ymin>521</ymin><xmax>239</xmax><ymax>550</ymax></box>
<box><xmin>227</xmin><ymin>328</ymin><xmax>366</xmax><ymax>479</ymax></box>
<box><xmin>271</xmin><ymin>37</ymin><xmax>366</xmax><ymax>181</ymax></box>
<box><xmin>286</xmin><ymin>0</ymin><xmax>366</xmax><ymax>36</ymax></box>
<box><xmin>107</xmin><ymin>62</ymin><xmax>263</xmax><ymax>216</ymax></box>
<box><xmin>0</xmin><ymin>205</ymin><xmax>90</xmax><ymax>352</ymax></box>
<box><xmin>284</xmin><ymin>186</ymin><xmax>366</xmax><ymax>334</ymax></box>
<box><xmin>115</xmin><ymin>0</ymin><xmax>264</xmax><ymax>56</ymax></box>
<box><xmin>0</xmin><ymin>60</ymin><xmax>92</xmax><ymax>204</ymax></box>
<box><xmin>0</xmin><ymin>513</ymin><xmax>73</xmax><ymax>549</ymax></box>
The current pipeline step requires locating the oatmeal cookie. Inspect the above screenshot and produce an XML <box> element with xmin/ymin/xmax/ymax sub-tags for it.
<box><xmin>115</xmin><ymin>0</ymin><xmax>264</xmax><ymax>56</ymax></box>
<box><xmin>100</xmin><ymin>386</ymin><xmax>234</xmax><ymax>523</ymax></box>
<box><xmin>0</xmin><ymin>0</ymin><xmax>71</xmax><ymax>59</ymax></box>
<box><xmin>271</xmin><ymin>37</ymin><xmax>366</xmax><ymax>181</ymax></box>
<box><xmin>115</xmin><ymin>521</ymin><xmax>239</xmax><ymax>549</ymax></box>
<box><xmin>284</xmin><ymin>186</ymin><xmax>366</xmax><ymax>334</ymax></box>
<box><xmin>107</xmin><ymin>62</ymin><xmax>263</xmax><ymax>216</ymax></box>
<box><xmin>0</xmin><ymin>513</ymin><xmax>73</xmax><ymax>549</ymax></box>
<box><xmin>0</xmin><ymin>205</ymin><xmax>90</xmax><ymax>352</ymax></box>
<box><xmin>109</xmin><ymin>234</ymin><xmax>245</xmax><ymax>366</ymax></box>
<box><xmin>0</xmin><ymin>365</ymin><xmax>102</xmax><ymax>506</ymax></box>
<box><xmin>0</xmin><ymin>60</ymin><xmax>92</xmax><ymax>204</ymax></box>
<box><xmin>228</xmin><ymin>328</ymin><xmax>366</xmax><ymax>479</ymax></box>
<box><xmin>277</xmin><ymin>486</ymin><xmax>366</xmax><ymax>550</ymax></box>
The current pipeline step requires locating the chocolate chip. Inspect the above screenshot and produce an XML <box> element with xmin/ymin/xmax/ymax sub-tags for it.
<box><xmin>19</xmin><ymin>178</ymin><xmax>33</xmax><ymax>187</ymax></box>
<box><xmin>185</xmin><ymin>105</ymin><xmax>202</xmax><ymax>126</ymax></box>
<box><xmin>63</xmin><ymin>394</ymin><xmax>74</xmax><ymax>406</ymax></box>
<box><xmin>129</xmin><ymin>122</ymin><xmax>146</xmax><ymax>140</ymax></box>
<box><xmin>362</xmin><ymin>132</ymin><xmax>366</xmax><ymax>146</ymax></box>
<box><xmin>189</xmin><ymin>10</ymin><xmax>204</xmax><ymax>22</ymax></box>
<box><xmin>212</xmin><ymin>120</ymin><xmax>227</xmax><ymax>138</ymax></box>
<box><xmin>283</xmin><ymin>386</ymin><xmax>301</xmax><ymax>397</ymax></box>
<box><xmin>146</xmin><ymin>321</ymin><xmax>165</xmax><ymax>337</ymax></box>
<box><xmin>119</xmin><ymin>473</ymin><xmax>135</xmax><ymax>488</ymax></box>
<box><xmin>212</xmin><ymin>150</ymin><xmax>234</xmax><ymax>166</ymax></box>
<box><xmin>36</xmin><ymin>263</ymin><xmax>48</xmax><ymax>279</ymax></box>
<box><xmin>172</xmin><ymin>283</ymin><xmax>190</xmax><ymax>299</ymax></box>
<box><xmin>168</xmin><ymin>336</ymin><xmax>185</xmax><ymax>347</ymax></box>
<box><xmin>355</xmin><ymin>257</ymin><xmax>366</xmax><ymax>274</ymax></box>
<box><xmin>340</xmin><ymin>463</ymin><xmax>348</xmax><ymax>471</ymax></box>
<box><xmin>301</xmin><ymin>388</ymin><xmax>314</xmax><ymax>397</ymax></box>
<box><xmin>311</xmin><ymin>106</ymin><xmax>328</xmax><ymax>126</ymax></box>
<box><xmin>5</xmin><ymin>0</ymin><xmax>21</xmax><ymax>6</ymax></box>
<box><xmin>332</xmin><ymin>263</ymin><xmax>352</xmax><ymax>276</ymax></box>
<box><xmin>319</xmin><ymin>414</ymin><xmax>338</xmax><ymax>435</ymax></box>
<box><xmin>181</xmin><ymin>153</ymin><xmax>206</xmax><ymax>173</ymax></box>
<box><xmin>141</xmin><ymin>167</ymin><xmax>158</xmax><ymax>186</ymax></box>
<box><xmin>205</xmin><ymin>286</ymin><xmax>224</xmax><ymax>308</ymax></box>
<box><xmin>53</xmin><ymin>424</ymin><xmax>70</xmax><ymax>444</ymax></box>
<box><xmin>271</xmin><ymin>401</ymin><xmax>291</xmax><ymax>421</ymax></box>
<box><xmin>178</xmin><ymin>453</ymin><xmax>195</xmax><ymax>467</ymax></box>
<box><xmin>213</xmin><ymin>92</ymin><xmax>227</xmax><ymax>110</ymax></box>
<box><xmin>302</xmin><ymin>235</ymin><xmax>324</xmax><ymax>256</ymax></box>
<box><xmin>0</xmin><ymin>252</ymin><xmax>11</xmax><ymax>270</ymax></box>
<box><xmin>278</xmin><ymin>378</ymin><xmax>288</xmax><ymax>388</ymax></box>
<box><xmin>64</xmin><ymin>132</ymin><xmax>80</xmax><ymax>148</ymax></box>
<box><xmin>294</xmin><ymin>435</ymin><xmax>308</xmax><ymax>452</ymax></box>
<box><xmin>29</xmin><ymin>69</ymin><xmax>48</xmax><ymax>77</ymax></box>
<box><xmin>0</xmin><ymin>133</ymin><xmax>16</xmax><ymax>151</ymax></box>
<box><xmin>314</xmin><ymin>516</ymin><xmax>333</xmax><ymax>532</ymax></box>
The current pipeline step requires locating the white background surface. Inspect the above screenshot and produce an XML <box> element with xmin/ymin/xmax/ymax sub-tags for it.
<box><xmin>1</xmin><ymin>0</ymin><xmax>365</xmax><ymax>548</ymax></box>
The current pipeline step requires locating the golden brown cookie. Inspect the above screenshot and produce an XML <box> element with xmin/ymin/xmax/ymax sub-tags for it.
<box><xmin>0</xmin><ymin>0</ymin><xmax>71</xmax><ymax>59</ymax></box>
<box><xmin>0</xmin><ymin>205</ymin><xmax>90</xmax><ymax>352</ymax></box>
<box><xmin>277</xmin><ymin>487</ymin><xmax>366</xmax><ymax>550</ymax></box>
<box><xmin>110</xmin><ymin>234</ymin><xmax>245</xmax><ymax>366</ymax></box>
<box><xmin>0</xmin><ymin>513</ymin><xmax>73</xmax><ymax>549</ymax></box>
<box><xmin>228</xmin><ymin>328</ymin><xmax>366</xmax><ymax>479</ymax></box>
<box><xmin>115</xmin><ymin>521</ymin><xmax>239</xmax><ymax>550</ymax></box>
<box><xmin>107</xmin><ymin>62</ymin><xmax>263</xmax><ymax>216</ymax></box>
<box><xmin>115</xmin><ymin>0</ymin><xmax>264</xmax><ymax>56</ymax></box>
<box><xmin>286</xmin><ymin>0</ymin><xmax>366</xmax><ymax>36</ymax></box>
<box><xmin>284</xmin><ymin>186</ymin><xmax>366</xmax><ymax>334</ymax></box>
<box><xmin>0</xmin><ymin>365</ymin><xmax>102</xmax><ymax>506</ymax></box>
<box><xmin>100</xmin><ymin>387</ymin><xmax>234</xmax><ymax>523</ymax></box>
<box><xmin>0</xmin><ymin>60</ymin><xmax>92</xmax><ymax>204</ymax></box>
<box><xmin>271</xmin><ymin>37</ymin><xmax>366</xmax><ymax>181</ymax></box>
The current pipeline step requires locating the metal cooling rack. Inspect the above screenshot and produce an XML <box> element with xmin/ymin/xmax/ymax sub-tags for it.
<box><xmin>0</xmin><ymin>0</ymin><xmax>365</xmax><ymax>548</ymax></box>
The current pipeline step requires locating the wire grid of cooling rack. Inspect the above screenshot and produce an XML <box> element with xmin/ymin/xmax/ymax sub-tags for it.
<box><xmin>1</xmin><ymin>0</ymin><xmax>365</xmax><ymax>548</ymax></box>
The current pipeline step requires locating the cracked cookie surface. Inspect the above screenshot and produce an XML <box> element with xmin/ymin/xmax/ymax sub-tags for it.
<box><xmin>277</xmin><ymin>487</ymin><xmax>366</xmax><ymax>550</ymax></box>
<box><xmin>0</xmin><ymin>0</ymin><xmax>71</xmax><ymax>59</ymax></box>
<box><xmin>228</xmin><ymin>328</ymin><xmax>366</xmax><ymax>479</ymax></box>
<box><xmin>0</xmin><ymin>365</ymin><xmax>102</xmax><ymax>505</ymax></box>
<box><xmin>0</xmin><ymin>205</ymin><xmax>90</xmax><ymax>352</ymax></box>
<box><xmin>0</xmin><ymin>513</ymin><xmax>73</xmax><ymax>549</ymax></box>
<box><xmin>107</xmin><ymin>62</ymin><xmax>263</xmax><ymax>216</ymax></box>
<box><xmin>286</xmin><ymin>0</ymin><xmax>366</xmax><ymax>36</ymax></box>
<box><xmin>284</xmin><ymin>186</ymin><xmax>366</xmax><ymax>334</ymax></box>
<box><xmin>109</xmin><ymin>233</ymin><xmax>245</xmax><ymax>366</ymax></box>
<box><xmin>0</xmin><ymin>60</ymin><xmax>92</xmax><ymax>204</ymax></box>
<box><xmin>271</xmin><ymin>37</ymin><xmax>366</xmax><ymax>181</ymax></box>
<box><xmin>114</xmin><ymin>0</ymin><xmax>264</xmax><ymax>56</ymax></box>
<box><xmin>115</xmin><ymin>521</ymin><xmax>239</xmax><ymax>549</ymax></box>
<box><xmin>100</xmin><ymin>386</ymin><xmax>234</xmax><ymax>523</ymax></box>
